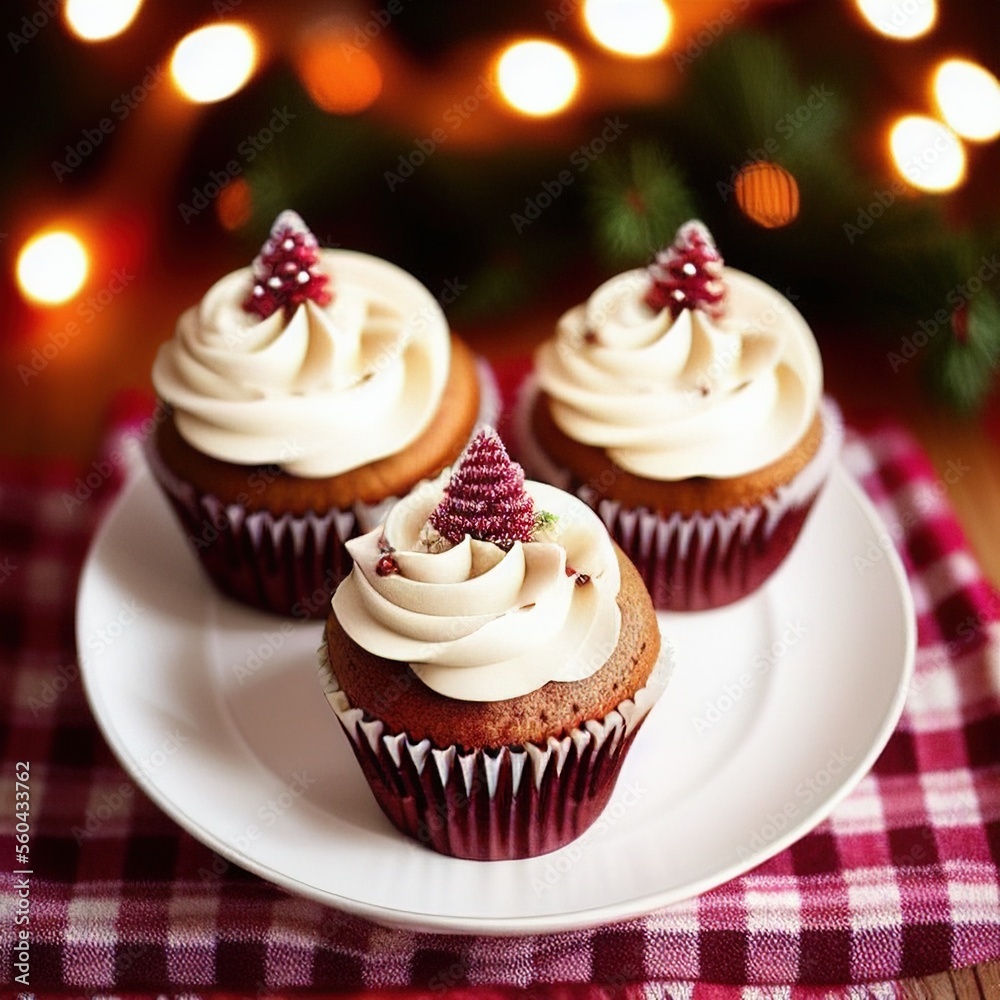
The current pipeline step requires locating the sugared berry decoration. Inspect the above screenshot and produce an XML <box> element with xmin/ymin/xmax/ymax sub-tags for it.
<box><xmin>243</xmin><ymin>210</ymin><xmax>332</xmax><ymax>321</ymax></box>
<box><xmin>645</xmin><ymin>220</ymin><xmax>727</xmax><ymax>320</ymax></box>
<box><xmin>429</xmin><ymin>428</ymin><xmax>535</xmax><ymax>551</ymax></box>
<box><xmin>376</xmin><ymin>554</ymin><xmax>399</xmax><ymax>576</ymax></box>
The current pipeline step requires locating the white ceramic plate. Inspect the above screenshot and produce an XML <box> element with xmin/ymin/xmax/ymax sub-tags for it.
<box><xmin>77</xmin><ymin>463</ymin><xmax>914</xmax><ymax>934</ymax></box>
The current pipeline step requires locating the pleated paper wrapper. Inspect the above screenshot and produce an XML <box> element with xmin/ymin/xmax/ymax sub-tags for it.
<box><xmin>144</xmin><ymin>361</ymin><xmax>499</xmax><ymax>618</ymax></box>
<box><xmin>317</xmin><ymin>639</ymin><xmax>674</xmax><ymax>861</ymax></box>
<box><xmin>516</xmin><ymin>383</ymin><xmax>843</xmax><ymax>611</ymax></box>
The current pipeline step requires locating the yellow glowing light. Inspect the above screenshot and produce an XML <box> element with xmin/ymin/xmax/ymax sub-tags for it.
<box><xmin>170</xmin><ymin>24</ymin><xmax>257</xmax><ymax>104</ymax></box>
<box><xmin>583</xmin><ymin>0</ymin><xmax>672</xmax><ymax>57</ymax></box>
<box><xmin>933</xmin><ymin>59</ymin><xmax>1000</xmax><ymax>142</ymax></box>
<box><xmin>855</xmin><ymin>0</ymin><xmax>936</xmax><ymax>39</ymax></box>
<box><xmin>297</xmin><ymin>35</ymin><xmax>383</xmax><ymax>114</ymax></box>
<box><xmin>16</xmin><ymin>231</ymin><xmax>90</xmax><ymax>305</ymax></box>
<box><xmin>890</xmin><ymin>115</ymin><xmax>966</xmax><ymax>192</ymax></box>
<box><xmin>64</xmin><ymin>0</ymin><xmax>143</xmax><ymax>41</ymax></box>
<box><xmin>496</xmin><ymin>40</ymin><xmax>579</xmax><ymax>117</ymax></box>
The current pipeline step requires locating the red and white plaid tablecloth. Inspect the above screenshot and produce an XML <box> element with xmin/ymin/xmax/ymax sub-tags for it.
<box><xmin>2</xmin><ymin>373</ymin><xmax>999</xmax><ymax>997</ymax></box>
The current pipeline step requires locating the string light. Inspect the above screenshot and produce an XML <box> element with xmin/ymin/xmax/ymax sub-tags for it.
<box><xmin>583</xmin><ymin>0</ymin><xmax>672</xmax><ymax>58</ymax></box>
<box><xmin>889</xmin><ymin>115</ymin><xmax>965</xmax><ymax>192</ymax></box>
<box><xmin>735</xmin><ymin>162</ymin><xmax>800</xmax><ymax>228</ymax></box>
<box><xmin>64</xmin><ymin>0</ymin><xmax>143</xmax><ymax>41</ymax></box>
<box><xmin>296</xmin><ymin>34</ymin><xmax>383</xmax><ymax>114</ymax></box>
<box><xmin>933</xmin><ymin>59</ymin><xmax>1000</xmax><ymax>142</ymax></box>
<box><xmin>855</xmin><ymin>0</ymin><xmax>936</xmax><ymax>39</ymax></box>
<box><xmin>496</xmin><ymin>40</ymin><xmax>579</xmax><ymax>117</ymax></box>
<box><xmin>16</xmin><ymin>231</ymin><xmax>90</xmax><ymax>305</ymax></box>
<box><xmin>170</xmin><ymin>24</ymin><xmax>258</xmax><ymax>104</ymax></box>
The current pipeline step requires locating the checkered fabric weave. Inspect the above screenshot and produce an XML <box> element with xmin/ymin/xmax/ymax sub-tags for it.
<box><xmin>1</xmin><ymin>375</ymin><xmax>999</xmax><ymax>996</ymax></box>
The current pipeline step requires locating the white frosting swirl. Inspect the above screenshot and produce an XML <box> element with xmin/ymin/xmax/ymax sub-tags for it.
<box><xmin>333</xmin><ymin>477</ymin><xmax>622</xmax><ymax>702</ymax></box>
<box><xmin>535</xmin><ymin>267</ymin><xmax>823</xmax><ymax>479</ymax></box>
<box><xmin>151</xmin><ymin>250</ymin><xmax>450</xmax><ymax>477</ymax></box>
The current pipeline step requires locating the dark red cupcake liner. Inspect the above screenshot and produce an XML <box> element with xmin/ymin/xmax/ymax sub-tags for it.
<box><xmin>145</xmin><ymin>442</ymin><xmax>360</xmax><ymax>618</ymax></box>
<box><xmin>144</xmin><ymin>361</ymin><xmax>500</xmax><ymax>618</ymax></box>
<box><xmin>516</xmin><ymin>386</ymin><xmax>843</xmax><ymax>612</ymax></box>
<box><xmin>318</xmin><ymin>640</ymin><xmax>672</xmax><ymax>861</ymax></box>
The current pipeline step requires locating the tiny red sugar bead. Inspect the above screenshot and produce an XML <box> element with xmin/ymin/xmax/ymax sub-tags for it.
<box><xmin>376</xmin><ymin>554</ymin><xmax>399</xmax><ymax>576</ymax></box>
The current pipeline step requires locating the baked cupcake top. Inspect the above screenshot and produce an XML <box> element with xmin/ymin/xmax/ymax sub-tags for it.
<box><xmin>534</xmin><ymin>220</ymin><xmax>823</xmax><ymax>481</ymax></box>
<box><xmin>332</xmin><ymin>428</ymin><xmax>622</xmax><ymax>702</ymax></box>
<box><xmin>151</xmin><ymin>211</ymin><xmax>450</xmax><ymax>478</ymax></box>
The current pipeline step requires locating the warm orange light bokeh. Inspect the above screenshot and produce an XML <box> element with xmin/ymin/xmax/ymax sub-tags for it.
<box><xmin>889</xmin><ymin>114</ymin><xmax>966</xmax><ymax>192</ymax></box>
<box><xmin>933</xmin><ymin>58</ymin><xmax>1000</xmax><ymax>142</ymax></box>
<box><xmin>496</xmin><ymin>40</ymin><xmax>579</xmax><ymax>117</ymax></box>
<box><xmin>583</xmin><ymin>0</ymin><xmax>673</xmax><ymax>57</ymax></box>
<box><xmin>735</xmin><ymin>162</ymin><xmax>800</xmax><ymax>228</ymax></box>
<box><xmin>170</xmin><ymin>24</ymin><xmax>258</xmax><ymax>104</ymax></box>
<box><xmin>297</xmin><ymin>34</ymin><xmax>383</xmax><ymax>115</ymax></box>
<box><xmin>64</xmin><ymin>0</ymin><xmax>143</xmax><ymax>41</ymax></box>
<box><xmin>16</xmin><ymin>230</ymin><xmax>90</xmax><ymax>305</ymax></box>
<box><xmin>854</xmin><ymin>0</ymin><xmax>936</xmax><ymax>39</ymax></box>
<box><xmin>216</xmin><ymin>178</ymin><xmax>254</xmax><ymax>231</ymax></box>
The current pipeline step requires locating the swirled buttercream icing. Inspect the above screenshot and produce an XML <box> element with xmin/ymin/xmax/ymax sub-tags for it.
<box><xmin>535</xmin><ymin>224</ymin><xmax>823</xmax><ymax>481</ymax></box>
<box><xmin>333</xmin><ymin>470</ymin><xmax>622</xmax><ymax>702</ymax></box>
<box><xmin>152</xmin><ymin>212</ymin><xmax>450</xmax><ymax>477</ymax></box>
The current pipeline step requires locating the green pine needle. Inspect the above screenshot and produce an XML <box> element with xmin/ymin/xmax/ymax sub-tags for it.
<box><xmin>586</xmin><ymin>141</ymin><xmax>697</xmax><ymax>267</ymax></box>
<box><xmin>922</xmin><ymin>291</ymin><xmax>1000</xmax><ymax>414</ymax></box>
<box><xmin>532</xmin><ymin>510</ymin><xmax>559</xmax><ymax>534</ymax></box>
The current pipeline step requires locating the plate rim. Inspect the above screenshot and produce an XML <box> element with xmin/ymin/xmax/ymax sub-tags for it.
<box><xmin>76</xmin><ymin>462</ymin><xmax>916</xmax><ymax>935</ymax></box>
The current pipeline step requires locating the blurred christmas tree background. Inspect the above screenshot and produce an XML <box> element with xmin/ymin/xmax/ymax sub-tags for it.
<box><xmin>4</xmin><ymin>0</ymin><xmax>1000</xmax><ymax>430</ymax></box>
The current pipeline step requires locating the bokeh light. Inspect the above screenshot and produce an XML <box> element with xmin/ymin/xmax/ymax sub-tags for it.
<box><xmin>933</xmin><ymin>59</ymin><xmax>1000</xmax><ymax>142</ymax></box>
<box><xmin>16</xmin><ymin>231</ymin><xmax>90</xmax><ymax>305</ymax></box>
<box><xmin>855</xmin><ymin>0</ymin><xmax>936</xmax><ymax>39</ymax></box>
<box><xmin>216</xmin><ymin>178</ymin><xmax>253</xmax><ymax>231</ymax></box>
<box><xmin>64</xmin><ymin>0</ymin><xmax>143</xmax><ymax>41</ymax></box>
<box><xmin>170</xmin><ymin>24</ymin><xmax>258</xmax><ymax>104</ymax></box>
<box><xmin>297</xmin><ymin>35</ymin><xmax>383</xmax><ymax>114</ymax></box>
<box><xmin>496</xmin><ymin>40</ymin><xmax>579</xmax><ymax>117</ymax></box>
<box><xmin>735</xmin><ymin>162</ymin><xmax>800</xmax><ymax>228</ymax></box>
<box><xmin>583</xmin><ymin>0</ymin><xmax>673</xmax><ymax>58</ymax></box>
<box><xmin>889</xmin><ymin>115</ymin><xmax>966</xmax><ymax>192</ymax></box>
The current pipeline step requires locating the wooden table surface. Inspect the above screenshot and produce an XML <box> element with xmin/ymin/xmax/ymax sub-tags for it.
<box><xmin>2</xmin><ymin>258</ymin><xmax>999</xmax><ymax>997</ymax></box>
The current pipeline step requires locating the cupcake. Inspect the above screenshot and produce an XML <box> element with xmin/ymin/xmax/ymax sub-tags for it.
<box><xmin>147</xmin><ymin>211</ymin><xmax>492</xmax><ymax>617</ymax></box>
<box><xmin>318</xmin><ymin>428</ymin><xmax>671</xmax><ymax>860</ymax></box>
<box><xmin>522</xmin><ymin>220</ymin><xmax>842</xmax><ymax>611</ymax></box>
